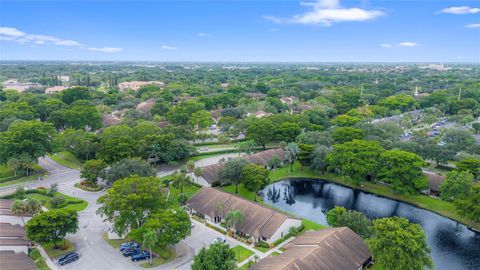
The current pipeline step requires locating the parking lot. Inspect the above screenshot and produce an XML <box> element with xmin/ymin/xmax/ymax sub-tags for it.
<box><xmin>185</xmin><ymin>219</ymin><xmax>238</xmax><ymax>252</ymax></box>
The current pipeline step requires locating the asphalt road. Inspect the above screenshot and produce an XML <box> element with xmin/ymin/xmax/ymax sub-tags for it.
<box><xmin>2</xmin><ymin>155</ymin><xmax>255</xmax><ymax>270</ymax></box>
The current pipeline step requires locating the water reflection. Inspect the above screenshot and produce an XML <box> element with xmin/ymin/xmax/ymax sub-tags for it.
<box><xmin>262</xmin><ymin>179</ymin><xmax>480</xmax><ymax>270</ymax></box>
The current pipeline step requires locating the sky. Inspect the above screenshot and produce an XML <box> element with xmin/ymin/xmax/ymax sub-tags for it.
<box><xmin>0</xmin><ymin>0</ymin><xmax>479</xmax><ymax>62</ymax></box>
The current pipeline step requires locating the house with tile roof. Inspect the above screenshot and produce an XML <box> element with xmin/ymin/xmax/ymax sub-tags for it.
<box><xmin>250</xmin><ymin>227</ymin><xmax>372</xmax><ymax>270</ymax></box>
<box><xmin>187</xmin><ymin>187</ymin><xmax>301</xmax><ymax>244</ymax></box>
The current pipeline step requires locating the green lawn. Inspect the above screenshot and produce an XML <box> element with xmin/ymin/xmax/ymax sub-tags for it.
<box><xmin>301</xmin><ymin>219</ymin><xmax>327</xmax><ymax>232</ymax></box>
<box><xmin>0</xmin><ymin>174</ymin><xmax>42</xmax><ymax>188</ymax></box>
<box><xmin>271</xmin><ymin>251</ymin><xmax>281</xmax><ymax>256</ymax></box>
<box><xmin>222</xmin><ymin>185</ymin><xmax>260</xmax><ymax>202</ymax></box>
<box><xmin>0</xmin><ymin>163</ymin><xmax>46</xmax><ymax>187</ymax></box>
<box><xmin>48</xmin><ymin>151</ymin><xmax>82</xmax><ymax>169</ymax></box>
<box><xmin>168</xmin><ymin>184</ymin><xmax>201</xmax><ymax>207</ymax></box>
<box><xmin>231</xmin><ymin>246</ymin><xmax>254</xmax><ymax>263</ymax></box>
<box><xmin>24</xmin><ymin>191</ymin><xmax>88</xmax><ymax>212</ymax></box>
<box><xmin>0</xmin><ymin>164</ymin><xmax>14</xmax><ymax>179</ymax></box>
<box><xmin>253</xmin><ymin>246</ymin><xmax>269</xmax><ymax>253</ymax></box>
<box><xmin>43</xmin><ymin>239</ymin><xmax>75</xmax><ymax>259</ymax></box>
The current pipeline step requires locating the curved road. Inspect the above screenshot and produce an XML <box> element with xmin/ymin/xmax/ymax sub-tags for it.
<box><xmin>1</xmin><ymin>156</ymin><xmax>246</xmax><ymax>270</ymax></box>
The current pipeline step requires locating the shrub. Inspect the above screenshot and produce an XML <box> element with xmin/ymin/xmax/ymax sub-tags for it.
<box><xmin>177</xmin><ymin>193</ymin><xmax>189</xmax><ymax>205</ymax></box>
<box><xmin>50</xmin><ymin>196</ymin><xmax>66</xmax><ymax>208</ymax></box>
<box><xmin>14</xmin><ymin>186</ymin><xmax>26</xmax><ymax>199</ymax></box>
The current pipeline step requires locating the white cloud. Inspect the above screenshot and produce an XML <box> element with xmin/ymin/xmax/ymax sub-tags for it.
<box><xmin>162</xmin><ymin>45</ymin><xmax>177</xmax><ymax>50</ymax></box>
<box><xmin>88</xmin><ymin>47</ymin><xmax>123</xmax><ymax>53</ymax></box>
<box><xmin>1</xmin><ymin>26</ymin><xmax>123</xmax><ymax>53</ymax></box>
<box><xmin>466</xmin><ymin>23</ymin><xmax>480</xmax><ymax>28</ymax></box>
<box><xmin>0</xmin><ymin>27</ymin><xmax>25</xmax><ymax>37</ymax></box>
<box><xmin>380</xmin><ymin>43</ymin><xmax>392</xmax><ymax>48</ymax></box>
<box><xmin>0</xmin><ymin>27</ymin><xmax>84</xmax><ymax>46</ymax></box>
<box><xmin>398</xmin><ymin>42</ymin><xmax>418</xmax><ymax>47</ymax></box>
<box><xmin>439</xmin><ymin>6</ymin><xmax>480</xmax><ymax>14</ymax></box>
<box><xmin>197</xmin><ymin>32</ymin><xmax>212</xmax><ymax>37</ymax></box>
<box><xmin>264</xmin><ymin>0</ymin><xmax>384</xmax><ymax>26</ymax></box>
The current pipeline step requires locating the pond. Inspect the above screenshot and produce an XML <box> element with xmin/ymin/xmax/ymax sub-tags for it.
<box><xmin>262</xmin><ymin>179</ymin><xmax>480</xmax><ymax>270</ymax></box>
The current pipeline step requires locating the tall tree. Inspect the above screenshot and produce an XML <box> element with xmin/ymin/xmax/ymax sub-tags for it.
<box><xmin>367</xmin><ymin>217</ymin><xmax>433</xmax><ymax>270</ymax></box>
<box><xmin>297</xmin><ymin>144</ymin><xmax>314</xmax><ymax>168</ymax></box>
<box><xmin>455</xmin><ymin>158</ymin><xmax>480</xmax><ymax>179</ymax></box>
<box><xmin>247</xmin><ymin>118</ymin><xmax>274</xmax><ymax>149</ymax></box>
<box><xmin>102</xmin><ymin>158</ymin><xmax>156</xmax><ymax>185</ymax></box>
<box><xmin>454</xmin><ymin>184</ymin><xmax>480</xmax><ymax>223</ymax></box>
<box><xmin>326</xmin><ymin>206</ymin><xmax>373</xmax><ymax>239</ymax></box>
<box><xmin>192</xmin><ymin>243</ymin><xmax>236</xmax><ymax>270</ymax></box>
<box><xmin>129</xmin><ymin>208</ymin><xmax>191</xmax><ymax>263</ymax></box>
<box><xmin>80</xmin><ymin>159</ymin><xmax>106</xmax><ymax>185</ymax></box>
<box><xmin>242</xmin><ymin>164</ymin><xmax>270</xmax><ymax>202</ymax></box>
<box><xmin>285</xmin><ymin>142</ymin><xmax>300</xmax><ymax>172</ymax></box>
<box><xmin>171</xmin><ymin>170</ymin><xmax>191</xmax><ymax>194</ymax></box>
<box><xmin>218</xmin><ymin>158</ymin><xmax>249</xmax><ymax>193</ymax></box>
<box><xmin>327</xmin><ymin>140</ymin><xmax>384</xmax><ymax>186</ymax></box>
<box><xmin>440</xmin><ymin>171</ymin><xmax>474</xmax><ymax>202</ymax></box>
<box><xmin>26</xmin><ymin>209</ymin><xmax>78</xmax><ymax>248</ymax></box>
<box><xmin>378</xmin><ymin>150</ymin><xmax>428</xmax><ymax>194</ymax></box>
<box><xmin>97</xmin><ymin>176</ymin><xmax>167</xmax><ymax>236</ymax></box>
<box><xmin>0</xmin><ymin>120</ymin><xmax>57</xmax><ymax>164</ymax></box>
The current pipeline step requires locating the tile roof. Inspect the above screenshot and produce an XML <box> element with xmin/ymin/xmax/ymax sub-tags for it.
<box><xmin>424</xmin><ymin>171</ymin><xmax>445</xmax><ymax>192</ymax></box>
<box><xmin>246</xmin><ymin>148</ymin><xmax>287</xmax><ymax>167</ymax></box>
<box><xmin>0</xmin><ymin>251</ymin><xmax>36</xmax><ymax>270</ymax></box>
<box><xmin>250</xmin><ymin>227</ymin><xmax>371</xmax><ymax>270</ymax></box>
<box><xmin>187</xmin><ymin>187</ymin><xmax>298</xmax><ymax>239</ymax></box>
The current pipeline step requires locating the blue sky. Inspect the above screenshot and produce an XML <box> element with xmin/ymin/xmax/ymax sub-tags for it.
<box><xmin>0</xmin><ymin>0</ymin><xmax>479</xmax><ymax>62</ymax></box>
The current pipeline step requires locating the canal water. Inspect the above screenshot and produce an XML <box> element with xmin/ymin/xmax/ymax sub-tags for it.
<box><xmin>262</xmin><ymin>179</ymin><xmax>480</xmax><ymax>270</ymax></box>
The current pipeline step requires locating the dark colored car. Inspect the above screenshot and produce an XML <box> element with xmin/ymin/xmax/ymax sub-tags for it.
<box><xmin>131</xmin><ymin>251</ymin><xmax>151</xmax><ymax>262</ymax></box>
<box><xmin>120</xmin><ymin>242</ymin><xmax>139</xmax><ymax>251</ymax></box>
<box><xmin>58</xmin><ymin>252</ymin><xmax>79</xmax><ymax>265</ymax></box>
<box><xmin>122</xmin><ymin>248</ymin><xmax>141</xmax><ymax>257</ymax></box>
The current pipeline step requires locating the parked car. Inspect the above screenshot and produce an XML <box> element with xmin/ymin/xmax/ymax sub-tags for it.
<box><xmin>212</xmin><ymin>237</ymin><xmax>226</xmax><ymax>244</ymax></box>
<box><xmin>120</xmin><ymin>242</ymin><xmax>139</xmax><ymax>251</ymax></box>
<box><xmin>58</xmin><ymin>252</ymin><xmax>79</xmax><ymax>265</ymax></box>
<box><xmin>122</xmin><ymin>248</ymin><xmax>142</xmax><ymax>257</ymax></box>
<box><xmin>131</xmin><ymin>251</ymin><xmax>151</xmax><ymax>262</ymax></box>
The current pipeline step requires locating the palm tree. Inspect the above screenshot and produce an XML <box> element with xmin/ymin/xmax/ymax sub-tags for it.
<box><xmin>11</xmin><ymin>200</ymin><xmax>28</xmax><ymax>226</ymax></box>
<box><xmin>225</xmin><ymin>209</ymin><xmax>244</xmax><ymax>238</ymax></box>
<box><xmin>172</xmin><ymin>171</ymin><xmax>191</xmax><ymax>193</ymax></box>
<box><xmin>142</xmin><ymin>230</ymin><xmax>157</xmax><ymax>265</ymax></box>
<box><xmin>193</xmin><ymin>167</ymin><xmax>202</xmax><ymax>178</ymax></box>
<box><xmin>285</xmin><ymin>143</ymin><xmax>300</xmax><ymax>172</ymax></box>
<box><xmin>186</xmin><ymin>160</ymin><xmax>195</xmax><ymax>173</ymax></box>
<box><xmin>25</xmin><ymin>198</ymin><xmax>42</xmax><ymax>216</ymax></box>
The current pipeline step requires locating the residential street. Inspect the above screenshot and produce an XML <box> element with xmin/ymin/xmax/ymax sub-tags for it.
<box><xmin>1</xmin><ymin>154</ymin><xmax>263</xmax><ymax>270</ymax></box>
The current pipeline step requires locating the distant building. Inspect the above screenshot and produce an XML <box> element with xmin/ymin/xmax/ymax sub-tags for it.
<box><xmin>118</xmin><ymin>81</ymin><xmax>164</xmax><ymax>92</ymax></box>
<box><xmin>1</xmin><ymin>79</ymin><xmax>40</xmax><ymax>92</ymax></box>
<box><xmin>136</xmin><ymin>98</ymin><xmax>156</xmax><ymax>113</ymax></box>
<box><xmin>246</xmin><ymin>110</ymin><xmax>271</xmax><ymax>118</ymax></box>
<box><xmin>423</xmin><ymin>171</ymin><xmax>445</xmax><ymax>197</ymax></box>
<box><xmin>187</xmin><ymin>187</ymin><xmax>302</xmax><ymax>244</ymax></box>
<box><xmin>279</xmin><ymin>96</ymin><xmax>298</xmax><ymax>105</ymax></box>
<box><xmin>220</xmin><ymin>82</ymin><xmax>229</xmax><ymax>88</ymax></box>
<box><xmin>250</xmin><ymin>227</ymin><xmax>372</xmax><ymax>270</ymax></box>
<box><xmin>57</xmin><ymin>75</ymin><xmax>70</xmax><ymax>85</ymax></box>
<box><xmin>190</xmin><ymin>149</ymin><xmax>287</xmax><ymax>187</ymax></box>
<box><xmin>102</xmin><ymin>114</ymin><xmax>122</xmax><ymax>127</ymax></box>
<box><xmin>45</xmin><ymin>85</ymin><xmax>68</xmax><ymax>94</ymax></box>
